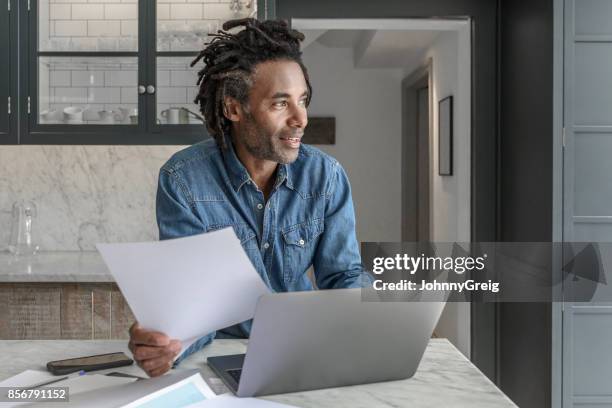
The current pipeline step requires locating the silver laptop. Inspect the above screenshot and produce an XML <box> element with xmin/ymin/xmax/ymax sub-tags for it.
<box><xmin>207</xmin><ymin>288</ymin><xmax>445</xmax><ymax>397</ymax></box>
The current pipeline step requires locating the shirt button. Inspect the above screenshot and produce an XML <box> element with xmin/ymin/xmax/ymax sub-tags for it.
<box><xmin>257</xmin><ymin>203</ymin><xmax>264</xmax><ymax>210</ymax></box>
<box><xmin>298</xmin><ymin>238</ymin><xmax>305</xmax><ymax>246</ymax></box>
<box><xmin>263</xmin><ymin>242</ymin><xmax>270</xmax><ymax>249</ymax></box>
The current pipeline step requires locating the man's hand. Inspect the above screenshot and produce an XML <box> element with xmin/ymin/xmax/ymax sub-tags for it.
<box><xmin>128</xmin><ymin>322</ymin><xmax>182</xmax><ymax>377</ymax></box>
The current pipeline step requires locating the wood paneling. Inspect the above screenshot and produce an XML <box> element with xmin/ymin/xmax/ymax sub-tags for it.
<box><xmin>110</xmin><ymin>284</ymin><xmax>134</xmax><ymax>339</ymax></box>
<box><xmin>60</xmin><ymin>284</ymin><xmax>93</xmax><ymax>339</ymax></box>
<box><xmin>0</xmin><ymin>284</ymin><xmax>10</xmax><ymax>338</ymax></box>
<box><xmin>93</xmin><ymin>285</ymin><xmax>112</xmax><ymax>340</ymax></box>
<box><xmin>10</xmin><ymin>284</ymin><xmax>61</xmax><ymax>339</ymax></box>
<box><xmin>0</xmin><ymin>283</ymin><xmax>133</xmax><ymax>340</ymax></box>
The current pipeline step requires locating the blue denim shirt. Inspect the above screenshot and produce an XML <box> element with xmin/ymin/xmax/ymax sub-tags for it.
<box><xmin>156</xmin><ymin>135</ymin><xmax>370</xmax><ymax>363</ymax></box>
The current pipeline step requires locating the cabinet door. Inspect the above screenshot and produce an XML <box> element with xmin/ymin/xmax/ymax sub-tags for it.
<box><xmin>145</xmin><ymin>0</ymin><xmax>238</xmax><ymax>140</ymax></box>
<box><xmin>21</xmin><ymin>0</ymin><xmax>144</xmax><ymax>144</ymax></box>
<box><xmin>563</xmin><ymin>0</ymin><xmax>612</xmax><ymax>406</ymax></box>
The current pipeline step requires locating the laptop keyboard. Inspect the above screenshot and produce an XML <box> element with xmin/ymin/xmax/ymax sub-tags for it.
<box><xmin>227</xmin><ymin>368</ymin><xmax>242</xmax><ymax>383</ymax></box>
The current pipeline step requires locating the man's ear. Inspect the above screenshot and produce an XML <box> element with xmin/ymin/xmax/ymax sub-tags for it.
<box><xmin>223</xmin><ymin>96</ymin><xmax>244</xmax><ymax>122</ymax></box>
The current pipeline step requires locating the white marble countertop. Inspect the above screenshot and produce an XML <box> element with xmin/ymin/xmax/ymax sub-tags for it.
<box><xmin>0</xmin><ymin>251</ymin><xmax>112</xmax><ymax>282</ymax></box>
<box><xmin>0</xmin><ymin>339</ymin><xmax>517</xmax><ymax>407</ymax></box>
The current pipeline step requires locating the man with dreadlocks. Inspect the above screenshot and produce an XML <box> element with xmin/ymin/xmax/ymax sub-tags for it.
<box><xmin>128</xmin><ymin>18</ymin><xmax>371</xmax><ymax>377</ymax></box>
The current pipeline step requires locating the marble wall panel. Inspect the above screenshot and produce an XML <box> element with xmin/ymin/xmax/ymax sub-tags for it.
<box><xmin>0</xmin><ymin>145</ymin><xmax>186</xmax><ymax>251</ymax></box>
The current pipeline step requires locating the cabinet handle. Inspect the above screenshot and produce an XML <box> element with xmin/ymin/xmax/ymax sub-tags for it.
<box><xmin>138</xmin><ymin>85</ymin><xmax>146</xmax><ymax>95</ymax></box>
<box><xmin>146</xmin><ymin>85</ymin><xmax>156</xmax><ymax>95</ymax></box>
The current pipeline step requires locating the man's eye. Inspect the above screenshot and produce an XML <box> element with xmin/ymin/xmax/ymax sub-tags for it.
<box><xmin>298</xmin><ymin>99</ymin><xmax>307</xmax><ymax>106</ymax></box>
<box><xmin>273</xmin><ymin>101</ymin><xmax>288</xmax><ymax>108</ymax></box>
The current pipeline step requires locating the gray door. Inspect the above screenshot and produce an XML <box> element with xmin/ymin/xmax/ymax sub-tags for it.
<box><xmin>563</xmin><ymin>0</ymin><xmax>612</xmax><ymax>406</ymax></box>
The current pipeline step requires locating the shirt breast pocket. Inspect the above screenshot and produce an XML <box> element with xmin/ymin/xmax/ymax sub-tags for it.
<box><xmin>281</xmin><ymin>218</ymin><xmax>324</xmax><ymax>284</ymax></box>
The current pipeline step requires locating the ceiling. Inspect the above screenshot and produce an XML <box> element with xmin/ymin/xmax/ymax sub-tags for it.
<box><xmin>302</xmin><ymin>29</ymin><xmax>441</xmax><ymax>70</ymax></box>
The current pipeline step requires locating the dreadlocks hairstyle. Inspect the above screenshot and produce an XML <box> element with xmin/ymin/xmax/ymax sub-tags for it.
<box><xmin>190</xmin><ymin>18</ymin><xmax>312</xmax><ymax>150</ymax></box>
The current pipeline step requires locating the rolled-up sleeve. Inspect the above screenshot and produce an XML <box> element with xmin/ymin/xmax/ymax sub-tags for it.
<box><xmin>313</xmin><ymin>163</ymin><xmax>374</xmax><ymax>289</ymax></box>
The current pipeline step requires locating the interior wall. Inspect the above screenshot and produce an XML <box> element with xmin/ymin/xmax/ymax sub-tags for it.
<box><xmin>426</xmin><ymin>31</ymin><xmax>471</xmax><ymax>243</ymax></box>
<box><xmin>415</xmin><ymin>29</ymin><xmax>472</xmax><ymax>357</ymax></box>
<box><xmin>302</xmin><ymin>41</ymin><xmax>404</xmax><ymax>242</ymax></box>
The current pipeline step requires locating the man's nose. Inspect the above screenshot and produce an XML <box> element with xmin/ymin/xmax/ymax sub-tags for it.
<box><xmin>288</xmin><ymin>104</ymin><xmax>308</xmax><ymax>129</ymax></box>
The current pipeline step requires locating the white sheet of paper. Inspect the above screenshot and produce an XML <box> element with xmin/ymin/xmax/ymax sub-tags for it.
<box><xmin>0</xmin><ymin>370</ymin><xmax>55</xmax><ymax>408</ymax></box>
<box><xmin>0</xmin><ymin>370</ymin><xmax>55</xmax><ymax>388</ymax></box>
<box><xmin>189</xmin><ymin>394</ymin><xmax>299</xmax><ymax>408</ymax></box>
<box><xmin>56</xmin><ymin>374</ymin><xmax>136</xmax><ymax>395</ymax></box>
<box><xmin>96</xmin><ymin>228</ymin><xmax>270</xmax><ymax>353</ymax></box>
<box><xmin>121</xmin><ymin>371</ymin><xmax>215</xmax><ymax>408</ymax></box>
<box><xmin>0</xmin><ymin>371</ymin><xmax>136</xmax><ymax>408</ymax></box>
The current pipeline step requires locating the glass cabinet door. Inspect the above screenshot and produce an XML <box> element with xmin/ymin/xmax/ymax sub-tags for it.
<box><xmin>36</xmin><ymin>0</ymin><xmax>140</xmax><ymax>127</ymax></box>
<box><xmin>154</xmin><ymin>0</ymin><xmax>256</xmax><ymax>126</ymax></box>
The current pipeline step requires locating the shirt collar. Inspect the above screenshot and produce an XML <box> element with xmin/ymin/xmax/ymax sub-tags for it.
<box><xmin>221</xmin><ymin>133</ymin><xmax>293</xmax><ymax>192</ymax></box>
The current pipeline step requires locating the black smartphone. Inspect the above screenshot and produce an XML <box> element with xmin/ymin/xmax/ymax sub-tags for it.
<box><xmin>47</xmin><ymin>352</ymin><xmax>133</xmax><ymax>375</ymax></box>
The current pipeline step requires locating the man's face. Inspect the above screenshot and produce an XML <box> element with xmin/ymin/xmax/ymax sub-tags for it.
<box><xmin>232</xmin><ymin>59</ymin><xmax>309</xmax><ymax>164</ymax></box>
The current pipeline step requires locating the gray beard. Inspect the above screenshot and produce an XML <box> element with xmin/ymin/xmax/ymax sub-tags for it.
<box><xmin>239</xmin><ymin>116</ymin><xmax>298</xmax><ymax>164</ymax></box>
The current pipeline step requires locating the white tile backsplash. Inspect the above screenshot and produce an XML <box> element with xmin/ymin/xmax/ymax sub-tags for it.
<box><xmin>50</xmin><ymin>71</ymin><xmax>71</xmax><ymax>87</ymax></box>
<box><xmin>120</xmin><ymin>20</ymin><xmax>138</xmax><ymax>36</ymax></box>
<box><xmin>88</xmin><ymin>87</ymin><xmax>121</xmax><ymax>103</ymax></box>
<box><xmin>157</xmin><ymin>87</ymin><xmax>188</xmax><ymax>104</ymax></box>
<box><xmin>104</xmin><ymin>4</ymin><xmax>138</xmax><ymax>19</ymax></box>
<box><xmin>88</xmin><ymin>20</ymin><xmax>121</xmax><ymax>37</ymax></box>
<box><xmin>72</xmin><ymin>4</ymin><xmax>104</xmax><ymax>20</ymax></box>
<box><xmin>170</xmin><ymin>70</ymin><xmax>197</xmax><ymax>87</ymax></box>
<box><xmin>157</xmin><ymin>70</ymin><xmax>170</xmax><ymax>86</ymax></box>
<box><xmin>157</xmin><ymin>4</ymin><xmax>171</xmax><ymax>19</ymax></box>
<box><xmin>53</xmin><ymin>87</ymin><xmax>87</xmax><ymax>103</ymax></box>
<box><xmin>120</xmin><ymin>87</ymin><xmax>138</xmax><ymax>104</ymax></box>
<box><xmin>71</xmin><ymin>70</ymin><xmax>105</xmax><ymax>87</ymax></box>
<box><xmin>170</xmin><ymin>3</ymin><xmax>204</xmax><ymax>19</ymax></box>
<box><xmin>105</xmin><ymin>70</ymin><xmax>137</xmax><ymax>87</ymax></box>
<box><xmin>54</xmin><ymin>20</ymin><xmax>87</xmax><ymax>36</ymax></box>
<box><xmin>203</xmin><ymin>3</ymin><xmax>235</xmax><ymax>20</ymax></box>
<box><xmin>49</xmin><ymin>4</ymin><xmax>71</xmax><ymax>20</ymax></box>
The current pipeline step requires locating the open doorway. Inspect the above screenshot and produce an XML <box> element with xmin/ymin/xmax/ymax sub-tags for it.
<box><xmin>402</xmin><ymin>62</ymin><xmax>432</xmax><ymax>242</ymax></box>
<box><xmin>293</xmin><ymin>18</ymin><xmax>471</xmax><ymax>356</ymax></box>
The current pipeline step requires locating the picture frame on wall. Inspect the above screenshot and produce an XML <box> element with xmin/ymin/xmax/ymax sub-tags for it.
<box><xmin>438</xmin><ymin>95</ymin><xmax>453</xmax><ymax>176</ymax></box>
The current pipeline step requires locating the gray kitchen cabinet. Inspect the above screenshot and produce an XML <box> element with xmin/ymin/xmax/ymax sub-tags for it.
<box><xmin>8</xmin><ymin>0</ymin><xmax>260</xmax><ymax>145</ymax></box>
<box><xmin>561</xmin><ymin>0</ymin><xmax>612</xmax><ymax>406</ymax></box>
